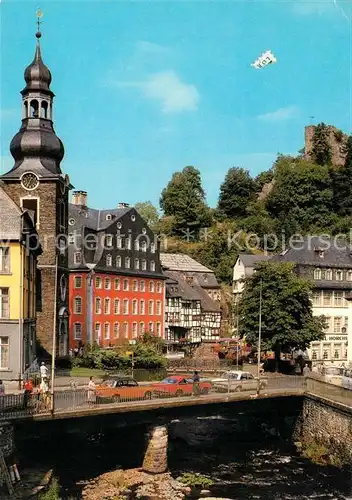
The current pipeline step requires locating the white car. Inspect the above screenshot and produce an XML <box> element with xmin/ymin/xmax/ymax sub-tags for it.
<box><xmin>211</xmin><ymin>370</ymin><xmax>267</xmax><ymax>392</ymax></box>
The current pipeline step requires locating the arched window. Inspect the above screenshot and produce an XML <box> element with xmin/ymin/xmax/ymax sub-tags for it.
<box><xmin>30</xmin><ymin>100</ymin><xmax>39</xmax><ymax>118</ymax></box>
<box><xmin>41</xmin><ymin>101</ymin><xmax>48</xmax><ymax>119</ymax></box>
<box><xmin>23</xmin><ymin>101</ymin><xmax>28</xmax><ymax>119</ymax></box>
<box><xmin>132</xmin><ymin>299</ymin><xmax>138</xmax><ymax>315</ymax></box>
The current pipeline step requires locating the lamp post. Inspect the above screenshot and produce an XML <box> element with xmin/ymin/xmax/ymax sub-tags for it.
<box><xmin>86</xmin><ymin>263</ymin><xmax>97</xmax><ymax>346</ymax></box>
<box><xmin>257</xmin><ymin>278</ymin><xmax>263</xmax><ymax>395</ymax></box>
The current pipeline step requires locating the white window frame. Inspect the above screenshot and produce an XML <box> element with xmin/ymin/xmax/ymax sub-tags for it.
<box><xmin>74</xmin><ymin>252</ymin><xmax>82</xmax><ymax>264</ymax></box>
<box><xmin>0</xmin><ymin>247</ymin><xmax>10</xmax><ymax>273</ymax></box>
<box><xmin>104</xmin><ymin>298</ymin><xmax>111</xmax><ymax>315</ymax></box>
<box><xmin>123</xmin><ymin>279</ymin><xmax>129</xmax><ymax>291</ymax></box>
<box><xmin>106</xmin><ymin>254</ymin><xmax>112</xmax><ymax>267</ymax></box>
<box><xmin>0</xmin><ymin>288</ymin><xmax>9</xmax><ymax>319</ymax></box>
<box><xmin>116</xmin><ymin>256</ymin><xmax>121</xmax><ymax>268</ymax></box>
<box><xmin>74</xmin><ymin>296</ymin><xmax>82</xmax><ymax>314</ymax></box>
<box><xmin>104</xmin><ymin>322</ymin><xmax>110</xmax><ymax>339</ymax></box>
<box><xmin>114</xmin><ymin>299</ymin><xmax>120</xmax><ymax>315</ymax></box>
<box><xmin>123</xmin><ymin>299</ymin><xmax>129</xmax><ymax>315</ymax></box>
<box><xmin>114</xmin><ymin>278</ymin><xmax>120</xmax><ymax>290</ymax></box>
<box><xmin>0</xmin><ymin>337</ymin><xmax>9</xmax><ymax>369</ymax></box>
<box><xmin>95</xmin><ymin>297</ymin><xmax>102</xmax><ymax>314</ymax></box>
<box><xmin>104</xmin><ymin>278</ymin><xmax>111</xmax><ymax>290</ymax></box>
<box><xmin>74</xmin><ymin>322</ymin><xmax>82</xmax><ymax>340</ymax></box>
<box><xmin>114</xmin><ymin>322</ymin><xmax>119</xmax><ymax>338</ymax></box>
<box><xmin>150</xmin><ymin>261</ymin><xmax>155</xmax><ymax>272</ymax></box>
<box><xmin>74</xmin><ymin>276</ymin><xmax>82</xmax><ymax>289</ymax></box>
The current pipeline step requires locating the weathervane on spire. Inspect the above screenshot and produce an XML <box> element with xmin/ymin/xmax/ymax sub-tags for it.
<box><xmin>36</xmin><ymin>8</ymin><xmax>43</xmax><ymax>38</ymax></box>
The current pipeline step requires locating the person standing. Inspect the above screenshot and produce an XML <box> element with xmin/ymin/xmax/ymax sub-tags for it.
<box><xmin>303</xmin><ymin>363</ymin><xmax>311</xmax><ymax>377</ymax></box>
<box><xmin>23</xmin><ymin>379</ymin><xmax>34</xmax><ymax>409</ymax></box>
<box><xmin>192</xmin><ymin>371</ymin><xmax>200</xmax><ymax>396</ymax></box>
<box><xmin>40</xmin><ymin>362</ymin><xmax>48</xmax><ymax>381</ymax></box>
<box><xmin>87</xmin><ymin>376</ymin><xmax>96</xmax><ymax>405</ymax></box>
<box><xmin>39</xmin><ymin>377</ymin><xmax>50</xmax><ymax>409</ymax></box>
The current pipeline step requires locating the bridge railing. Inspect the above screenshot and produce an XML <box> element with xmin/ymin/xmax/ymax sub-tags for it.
<box><xmin>305</xmin><ymin>376</ymin><xmax>352</xmax><ymax>407</ymax></box>
<box><xmin>0</xmin><ymin>375</ymin><xmax>350</xmax><ymax>421</ymax></box>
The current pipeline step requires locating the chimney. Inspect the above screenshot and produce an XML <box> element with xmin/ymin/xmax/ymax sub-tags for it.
<box><xmin>72</xmin><ymin>191</ymin><xmax>88</xmax><ymax>207</ymax></box>
<box><xmin>118</xmin><ymin>202</ymin><xmax>129</xmax><ymax>209</ymax></box>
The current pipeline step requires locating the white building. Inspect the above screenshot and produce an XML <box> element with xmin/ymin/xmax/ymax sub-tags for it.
<box><xmin>233</xmin><ymin>253</ymin><xmax>271</xmax><ymax>301</ymax></box>
<box><xmin>273</xmin><ymin>237</ymin><xmax>352</xmax><ymax>365</ymax></box>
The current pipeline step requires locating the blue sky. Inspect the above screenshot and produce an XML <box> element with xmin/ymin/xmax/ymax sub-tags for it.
<box><xmin>1</xmin><ymin>0</ymin><xmax>351</xmax><ymax>210</ymax></box>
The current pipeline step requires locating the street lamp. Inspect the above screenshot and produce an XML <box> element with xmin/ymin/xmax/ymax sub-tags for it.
<box><xmin>86</xmin><ymin>263</ymin><xmax>97</xmax><ymax>346</ymax></box>
<box><xmin>257</xmin><ymin>278</ymin><xmax>263</xmax><ymax>395</ymax></box>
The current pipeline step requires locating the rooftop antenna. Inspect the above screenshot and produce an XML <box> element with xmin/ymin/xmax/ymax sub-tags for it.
<box><xmin>36</xmin><ymin>7</ymin><xmax>43</xmax><ymax>38</ymax></box>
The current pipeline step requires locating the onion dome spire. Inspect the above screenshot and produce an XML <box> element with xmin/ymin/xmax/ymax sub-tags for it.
<box><xmin>1</xmin><ymin>9</ymin><xmax>65</xmax><ymax>180</ymax></box>
<box><xmin>22</xmin><ymin>9</ymin><xmax>53</xmax><ymax>95</ymax></box>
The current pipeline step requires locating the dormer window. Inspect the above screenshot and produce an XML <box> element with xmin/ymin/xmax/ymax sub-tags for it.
<box><xmin>313</xmin><ymin>268</ymin><xmax>321</xmax><ymax>280</ymax></box>
<box><xmin>106</xmin><ymin>254</ymin><xmax>112</xmax><ymax>267</ymax></box>
<box><xmin>151</xmin><ymin>242</ymin><xmax>155</xmax><ymax>254</ymax></box>
<box><xmin>142</xmin><ymin>228</ymin><xmax>146</xmax><ymax>235</ymax></box>
<box><xmin>134</xmin><ymin>239</ymin><xmax>140</xmax><ymax>251</ymax></box>
<box><xmin>74</xmin><ymin>252</ymin><xmax>81</xmax><ymax>264</ymax></box>
<box><xmin>141</xmin><ymin>241</ymin><xmax>147</xmax><ymax>252</ymax></box>
<box><xmin>325</xmin><ymin>269</ymin><xmax>332</xmax><ymax>280</ymax></box>
<box><xmin>125</xmin><ymin>257</ymin><xmax>131</xmax><ymax>269</ymax></box>
<box><xmin>116</xmin><ymin>256</ymin><xmax>121</xmax><ymax>268</ymax></box>
<box><xmin>105</xmin><ymin>234</ymin><xmax>113</xmax><ymax>247</ymax></box>
<box><xmin>117</xmin><ymin>222</ymin><xmax>122</xmax><ymax>229</ymax></box>
<box><xmin>131</xmin><ymin>215</ymin><xmax>136</xmax><ymax>222</ymax></box>
<box><xmin>69</xmin><ymin>218</ymin><xmax>75</xmax><ymax>226</ymax></box>
<box><xmin>150</xmin><ymin>261</ymin><xmax>156</xmax><ymax>272</ymax></box>
<box><xmin>336</xmin><ymin>270</ymin><xmax>343</xmax><ymax>281</ymax></box>
<box><xmin>314</xmin><ymin>247</ymin><xmax>325</xmax><ymax>258</ymax></box>
<box><xmin>106</xmin><ymin>214</ymin><xmax>112</xmax><ymax>221</ymax></box>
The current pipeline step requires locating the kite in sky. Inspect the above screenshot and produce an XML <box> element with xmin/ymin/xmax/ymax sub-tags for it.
<box><xmin>251</xmin><ymin>50</ymin><xmax>277</xmax><ymax>69</ymax></box>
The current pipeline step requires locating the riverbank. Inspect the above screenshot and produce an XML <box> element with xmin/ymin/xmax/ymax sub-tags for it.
<box><xmin>81</xmin><ymin>468</ymin><xmax>189</xmax><ymax>499</ymax></box>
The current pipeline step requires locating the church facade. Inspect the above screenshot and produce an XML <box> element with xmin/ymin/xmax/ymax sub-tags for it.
<box><xmin>0</xmin><ymin>30</ymin><xmax>72</xmax><ymax>357</ymax></box>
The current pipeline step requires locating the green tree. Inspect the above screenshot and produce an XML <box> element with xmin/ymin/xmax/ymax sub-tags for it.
<box><xmin>193</xmin><ymin>221</ymin><xmax>247</xmax><ymax>284</ymax></box>
<box><xmin>331</xmin><ymin>135</ymin><xmax>352</xmax><ymax>215</ymax></box>
<box><xmin>159</xmin><ymin>166</ymin><xmax>211</xmax><ymax>235</ymax></box>
<box><xmin>135</xmin><ymin>201</ymin><xmax>159</xmax><ymax>228</ymax></box>
<box><xmin>238</xmin><ymin>261</ymin><xmax>325</xmax><ymax>370</ymax></box>
<box><xmin>254</xmin><ymin>169</ymin><xmax>274</xmax><ymax>193</ymax></box>
<box><xmin>310</xmin><ymin>123</ymin><xmax>332</xmax><ymax>166</ymax></box>
<box><xmin>266</xmin><ymin>155</ymin><xmax>333</xmax><ymax>233</ymax></box>
<box><xmin>217</xmin><ymin>167</ymin><xmax>255</xmax><ymax>218</ymax></box>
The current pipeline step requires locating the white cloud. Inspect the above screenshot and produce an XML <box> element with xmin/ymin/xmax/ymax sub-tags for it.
<box><xmin>118</xmin><ymin>71</ymin><xmax>199</xmax><ymax>114</ymax></box>
<box><xmin>257</xmin><ymin>106</ymin><xmax>299</xmax><ymax>122</ymax></box>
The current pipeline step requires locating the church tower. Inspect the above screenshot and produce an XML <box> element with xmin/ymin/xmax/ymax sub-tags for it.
<box><xmin>1</xmin><ymin>21</ymin><xmax>72</xmax><ymax>357</ymax></box>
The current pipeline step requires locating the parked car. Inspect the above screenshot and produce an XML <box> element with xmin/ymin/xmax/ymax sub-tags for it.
<box><xmin>150</xmin><ymin>376</ymin><xmax>213</xmax><ymax>397</ymax></box>
<box><xmin>96</xmin><ymin>376</ymin><xmax>152</xmax><ymax>403</ymax></box>
<box><xmin>211</xmin><ymin>370</ymin><xmax>267</xmax><ymax>392</ymax></box>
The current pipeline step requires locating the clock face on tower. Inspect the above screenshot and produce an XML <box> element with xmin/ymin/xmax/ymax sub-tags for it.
<box><xmin>21</xmin><ymin>172</ymin><xmax>39</xmax><ymax>191</ymax></box>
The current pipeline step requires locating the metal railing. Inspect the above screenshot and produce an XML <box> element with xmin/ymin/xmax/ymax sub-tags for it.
<box><xmin>0</xmin><ymin>374</ymin><xmax>350</xmax><ymax>421</ymax></box>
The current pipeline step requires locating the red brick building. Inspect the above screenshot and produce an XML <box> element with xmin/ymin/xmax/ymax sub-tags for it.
<box><xmin>68</xmin><ymin>192</ymin><xmax>165</xmax><ymax>348</ymax></box>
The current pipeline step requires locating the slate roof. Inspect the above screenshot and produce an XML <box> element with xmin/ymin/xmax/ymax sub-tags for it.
<box><xmin>271</xmin><ymin>236</ymin><xmax>352</xmax><ymax>268</ymax></box>
<box><xmin>0</xmin><ymin>185</ymin><xmax>23</xmax><ymax>240</ymax></box>
<box><xmin>164</xmin><ymin>270</ymin><xmax>220</xmax><ymax>313</ymax></box>
<box><xmin>160</xmin><ymin>253</ymin><xmax>212</xmax><ymax>273</ymax></box>
<box><xmin>69</xmin><ymin>204</ymin><xmax>130</xmax><ymax>231</ymax></box>
<box><xmin>160</xmin><ymin>253</ymin><xmax>220</xmax><ymax>288</ymax></box>
<box><xmin>238</xmin><ymin>253</ymin><xmax>271</xmax><ymax>268</ymax></box>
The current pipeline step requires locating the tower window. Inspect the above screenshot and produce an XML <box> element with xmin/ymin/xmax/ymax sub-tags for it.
<box><xmin>21</xmin><ymin>198</ymin><xmax>38</xmax><ymax>226</ymax></box>
<box><xmin>41</xmin><ymin>101</ymin><xmax>48</xmax><ymax>119</ymax></box>
<box><xmin>30</xmin><ymin>99</ymin><xmax>39</xmax><ymax>118</ymax></box>
<box><xmin>74</xmin><ymin>252</ymin><xmax>82</xmax><ymax>264</ymax></box>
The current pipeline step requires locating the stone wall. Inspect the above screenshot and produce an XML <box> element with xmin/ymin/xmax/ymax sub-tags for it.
<box><xmin>294</xmin><ymin>396</ymin><xmax>352</xmax><ymax>464</ymax></box>
<box><xmin>304</xmin><ymin>125</ymin><xmax>348</xmax><ymax>167</ymax></box>
<box><xmin>142</xmin><ymin>425</ymin><xmax>168</xmax><ymax>474</ymax></box>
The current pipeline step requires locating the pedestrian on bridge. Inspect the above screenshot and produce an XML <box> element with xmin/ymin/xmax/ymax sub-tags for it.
<box><xmin>303</xmin><ymin>364</ymin><xmax>311</xmax><ymax>377</ymax></box>
<box><xmin>87</xmin><ymin>376</ymin><xmax>96</xmax><ymax>405</ymax></box>
<box><xmin>192</xmin><ymin>371</ymin><xmax>200</xmax><ymax>396</ymax></box>
<box><xmin>40</xmin><ymin>362</ymin><xmax>48</xmax><ymax>381</ymax></box>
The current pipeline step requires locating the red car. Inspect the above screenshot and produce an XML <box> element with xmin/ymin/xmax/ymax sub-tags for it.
<box><xmin>150</xmin><ymin>376</ymin><xmax>212</xmax><ymax>397</ymax></box>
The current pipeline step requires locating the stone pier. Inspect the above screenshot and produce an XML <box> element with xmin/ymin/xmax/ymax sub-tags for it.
<box><xmin>142</xmin><ymin>425</ymin><xmax>168</xmax><ymax>474</ymax></box>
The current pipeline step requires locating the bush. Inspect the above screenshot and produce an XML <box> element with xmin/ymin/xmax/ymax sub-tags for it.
<box><xmin>178</xmin><ymin>472</ymin><xmax>213</xmax><ymax>489</ymax></box>
<box><xmin>39</xmin><ymin>477</ymin><xmax>60</xmax><ymax>500</ymax></box>
<box><xmin>55</xmin><ymin>357</ymin><xmax>72</xmax><ymax>370</ymax></box>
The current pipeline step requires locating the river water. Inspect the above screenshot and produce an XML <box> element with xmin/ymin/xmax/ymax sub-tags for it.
<box><xmin>16</xmin><ymin>415</ymin><xmax>351</xmax><ymax>499</ymax></box>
